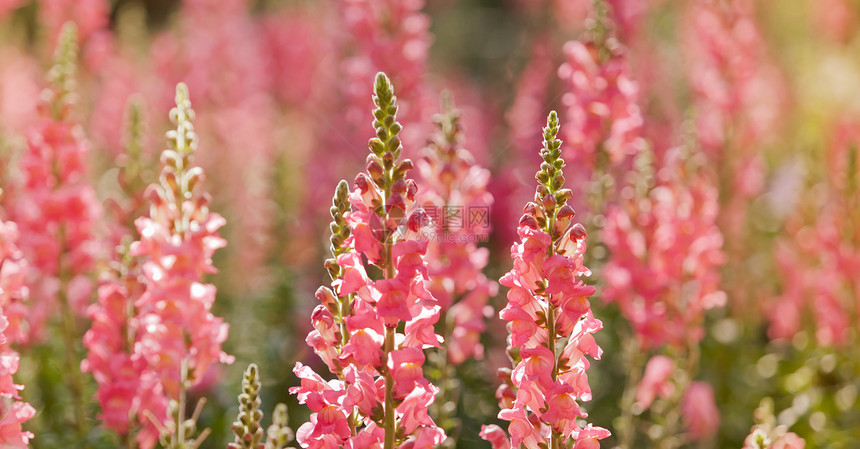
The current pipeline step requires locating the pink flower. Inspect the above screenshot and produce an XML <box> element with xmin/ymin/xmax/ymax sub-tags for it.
<box><xmin>682</xmin><ymin>381</ymin><xmax>720</xmax><ymax>441</ymax></box>
<box><xmin>292</xmin><ymin>73</ymin><xmax>445</xmax><ymax>448</ymax></box>
<box><xmin>103</xmin><ymin>84</ymin><xmax>234</xmax><ymax>447</ymax></box>
<box><xmin>771</xmin><ymin>432</ymin><xmax>806</xmax><ymax>449</ymax></box>
<box><xmin>0</xmin><ymin>219</ymin><xmax>34</xmax><ymax>448</ymax></box>
<box><xmin>485</xmin><ymin>112</ymin><xmax>608</xmax><ymax>449</ymax></box>
<box><xmin>479</xmin><ymin>425</ymin><xmax>512</xmax><ymax>449</ymax></box>
<box><xmin>602</xmin><ymin>147</ymin><xmax>725</xmax><ymax>349</ymax></box>
<box><xmin>558</xmin><ymin>39</ymin><xmax>645</xmax><ymax>169</ymax></box>
<box><xmin>635</xmin><ymin>355</ymin><xmax>676</xmax><ymax>409</ymax></box>
<box><xmin>9</xmin><ymin>103</ymin><xmax>103</xmax><ymax>344</ymax></box>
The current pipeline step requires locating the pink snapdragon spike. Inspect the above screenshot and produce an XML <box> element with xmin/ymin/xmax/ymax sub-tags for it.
<box><xmin>81</xmin><ymin>99</ymin><xmax>157</xmax><ymax>443</ymax></box>
<box><xmin>0</xmin><ymin>217</ymin><xmax>35</xmax><ymax>448</ymax></box>
<box><xmin>482</xmin><ymin>111</ymin><xmax>609</xmax><ymax>449</ymax></box>
<box><xmin>417</xmin><ymin>96</ymin><xmax>496</xmax><ymax>365</ymax></box>
<box><xmin>768</xmin><ymin>121</ymin><xmax>860</xmax><ymax>346</ymax></box>
<box><xmin>602</xmin><ymin>147</ymin><xmax>726</xmax><ymax>349</ymax></box>
<box><xmin>127</xmin><ymin>82</ymin><xmax>233</xmax><ymax>449</ymax></box>
<box><xmin>7</xmin><ymin>22</ymin><xmax>102</xmax><ymax>344</ymax></box>
<box><xmin>415</xmin><ymin>96</ymin><xmax>496</xmax><ymax>443</ymax></box>
<box><xmin>340</xmin><ymin>0</ymin><xmax>433</xmax><ymax>150</ymax></box>
<box><xmin>557</xmin><ymin>35</ymin><xmax>645</xmax><ymax>171</ymax></box>
<box><xmin>682</xmin><ymin>0</ymin><xmax>787</xmax><ymax>270</ymax></box>
<box><xmin>291</xmin><ymin>73</ymin><xmax>445</xmax><ymax>449</ymax></box>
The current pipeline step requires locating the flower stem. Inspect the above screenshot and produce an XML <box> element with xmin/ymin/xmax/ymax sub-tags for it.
<box><xmin>383</xmin><ymin>326</ymin><xmax>396</xmax><ymax>449</ymax></box>
<box><xmin>382</xmin><ymin>236</ymin><xmax>397</xmax><ymax>449</ymax></box>
<box><xmin>547</xmin><ymin>303</ymin><xmax>561</xmax><ymax>449</ymax></box>
<box><xmin>57</xmin><ymin>225</ymin><xmax>86</xmax><ymax>438</ymax></box>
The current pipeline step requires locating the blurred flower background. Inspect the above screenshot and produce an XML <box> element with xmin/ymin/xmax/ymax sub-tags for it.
<box><xmin>0</xmin><ymin>0</ymin><xmax>858</xmax><ymax>448</ymax></box>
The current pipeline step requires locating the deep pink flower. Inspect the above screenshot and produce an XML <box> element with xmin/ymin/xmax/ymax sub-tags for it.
<box><xmin>416</xmin><ymin>108</ymin><xmax>497</xmax><ymax>361</ymax></box>
<box><xmin>480</xmin><ymin>425</ymin><xmax>512</xmax><ymax>449</ymax></box>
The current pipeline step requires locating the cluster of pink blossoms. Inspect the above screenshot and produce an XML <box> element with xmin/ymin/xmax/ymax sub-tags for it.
<box><xmin>603</xmin><ymin>147</ymin><xmax>724</xmax><ymax>442</ymax></box>
<box><xmin>481</xmin><ymin>112</ymin><xmax>608</xmax><ymax>449</ymax></box>
<box><xmin>682</xmin><ymin>0</ymin><xmax>787</xmax><ymax>258</ymax></box>
<box><xmin>0</xmin><ymin>218</ymin><xmax>35</xmax><ymax>447</ymax></box>
<box><xmin>768</xmin><ymin>120</ymin><xmax>860</xmax><ymax>346</ymax></box>
<box><xmin>291</xmin><ymin>73</ymin><xmax>445</xmax><ymax>449</ymax></box>
<box><xmin>557</xmin><ymin>36</ymin><xmax>645</xmax><ymax>170</ymax></box>
<box><xmin>683</xmin><ymin>0</ymin><xmax>785</xmax><ymax>157</ymax></box>
<box><xmin>602</xmin><ymin>147</ymin><xmax>726</xmax><ymax>349</ymax></box>
<box><xmin>82</xmin><ymin>83</ymin><xmax>233</xmax><ymax>449</ymax></box>
<box><xmin>340</xmin><ymin>0</ymin><xmax>432</xmax><ymax>137</ymax></box>
<box><xmin>6</xmin><ymin>23</ymin><xmax>102</xmax><ymax>344</ymax></box>
<box><xmin>416</xmin><ymin>101</ymin><xmax>496</xmax><ymax>366</ymax></box>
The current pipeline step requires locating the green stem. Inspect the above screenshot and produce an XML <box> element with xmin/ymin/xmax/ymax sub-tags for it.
<box><xmin>174</xmin><ymin>358</ymin><xmax>188</xmax><ymax>448</ymax></box>
<box><xmin>382</xmin><ymin>234</ymin><xmax>397</xmax><ymax>449</ymax></box>
<box><xmin>617</xmin><ymin>337</ymin><xmax>643</xmax><ymax>449</ymax></box>
<box><xmin>547</xmin><ymin>303</ymin><xmax>561</xmax><ymax>449</ymax></box>
<box><xmin>383</xmin><ymin>326</ymin><xmax>396</xmax><ymax>449</ymax></box>
<box><xmin>59</xmin><ymin>286</ymin><xmax>86</xmax><ymax>437</ymax></box>
<box><xmin>57</xmin><ymin>225</ymin><xmax>87</xmax><ymax>438</ymax></box>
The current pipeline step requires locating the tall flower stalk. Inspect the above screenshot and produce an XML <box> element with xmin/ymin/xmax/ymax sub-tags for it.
<box><xmin>128</xmin><ymin>82</ymin><xmax>233</xmax><ymax>449</ymax></box>
<box><xmin>82</xmin><ymin>98</ymin><xmax>156</xmax><ymax>449</ymax></box>
<box><xmin>291</xmin><ymin>72</ymin><xmax>445</xmax><ymax>449</ymax></box>
<box><xmin>481</xmin><ymin>111</ymin><xmax>609</xmax><ymax>449</ymax></box>
<box><xmin>7</xmin><ymin>22</ymin><xmax>102</xmax><ymax>437</ymax></box>
<box><xmin>602</xmin><ymin>145</ymin><xmax>725</xmax><ymax>447</ymax></box>
<box><xmin>416</xmin><ymin>95</ymin><xmax>496</xmax><ymax>443</ymax></box>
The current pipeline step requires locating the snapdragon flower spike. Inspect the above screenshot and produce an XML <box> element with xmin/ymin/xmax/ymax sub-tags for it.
<box><xmin>8</xmin><ymin>22</ymin><xmax>102</xmax><ymax>343</ymax></box>
<box><xmin>81</xmin><ymin>242</ymin><xmax>155</xmax><ymax>440</ymax></box>
<box><xmin>82</xmin><ymin>98</ymin><xmax>161</xmax><ymax>443</ymax></box>
<box><xmin>0</xmin><ymin>217</ymin><xmax>35</xmax><ymax>448</ymax></box>
<box><xmin>417</xmin><ymin>96</ymin><xmax>496</xmax><ymax>365</ymax></box>
<box><xmin>416</xmin><ymin>97</ymin><xmax>496</xmax><ymax>443</ymax></box>
<box><xmin>768</xmin><ymin>121</ymin><xmax>860</xmax><ymax>346</ymax></box>
<box><xmin>601</xmin><ymin>147</ymin><xmax>726</xmax><ymax>349</ymax></box>
<box><xmin>229</xmin><ymin>364</ymin><xmax>295</xmax><ymax>449</ymax></box>
<box><xmin>557</xmin><ymin>32</ymin><xmax>645</xmax><ymax>171</ymax></box>
<box><xmin>482</xmin><ymin>111</ymin><xmax>609</xmax><ymax>449</ymax></box>
<box><xmin>291</xmin><ymin>72</ymin><xmax>445</xmax><ymax>449</ymax></box>
<box><xmin>131</xmin><ymin>83</ymin><xmax>233</xmax><ymax>449</ymax></box>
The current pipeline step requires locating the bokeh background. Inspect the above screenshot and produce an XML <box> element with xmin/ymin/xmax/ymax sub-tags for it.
<box><xmin>0</xmin><ymin>0</ymin><xmax>859</xmax><ymax>448</ymax></box>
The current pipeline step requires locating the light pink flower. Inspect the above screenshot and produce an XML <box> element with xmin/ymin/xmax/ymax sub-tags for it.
<box><xmin>0</xmin><ymin>218</ymin><xmax>35</xmax><ymax>447</ymax></box>
<box><xmin>635</xmin><ymin>355</ymin><xmax>676</xmax><ymax>409</ymax></box>
<box><xmin>681</xmin><ymin>381</ymin><xmax>720</xmax><ymax>441</ymax></box>
<box><xmin>485</xmin><ymin>112</ymin><xmax>608</xmax><ymax>449</ymax></box>
<box><xmin>602</xmin><ymin>147</ymin><xmax>725</xmax><ymax>349</ymax></box>
<box><xmin>292</xmin><ymin>73</ymin><xmax>444</xmax><ymax>448</ymax></box>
